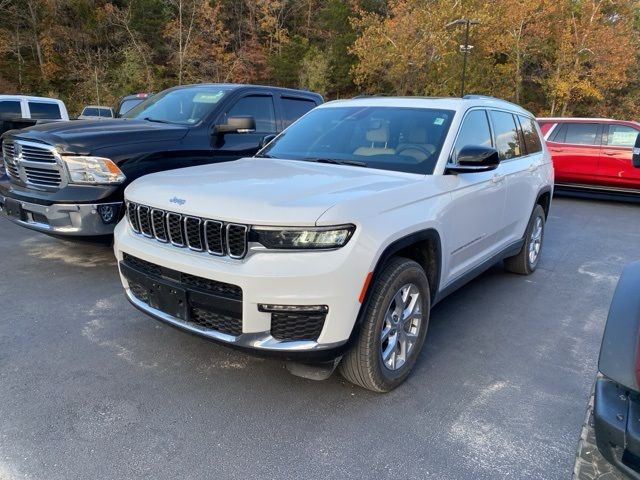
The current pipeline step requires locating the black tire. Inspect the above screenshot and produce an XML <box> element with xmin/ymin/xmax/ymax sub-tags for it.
<box><xmin>504</xmin><ymin>204</ymin><xmax>546</xmax><ymax>275</ymax></box>
<box><xmin>339</xmin><ymin>257</ymin><xmax>430</xmax><ymax>393</ymax></box>
<box><xmin>573</xmin><ymin>388</ymin><xmax>625</xmax><ymax>479</ymax></box>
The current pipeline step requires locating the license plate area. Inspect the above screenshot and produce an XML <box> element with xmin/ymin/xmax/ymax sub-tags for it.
<box><xmin>147</xmin><ymin>281</ymin><xmax>188</xmax><ymax>321</ymax></box>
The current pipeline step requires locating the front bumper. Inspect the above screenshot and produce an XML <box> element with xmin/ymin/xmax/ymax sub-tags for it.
<box><xmin>594</xmin><ymin>376</ymin><xmax>640</xmax><ymax>478</ymax></box>
<box><xmin>114</xmin><ymin>219</ymin><xmax>372</xmax><ymax>357</ymax></box>
<box><xmin>0</xmin><ymin>192</ymin><xmax>121</xmax><ymax>236</ymax></box>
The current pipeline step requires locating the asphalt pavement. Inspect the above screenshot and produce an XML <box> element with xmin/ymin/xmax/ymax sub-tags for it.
<box><xmin>1</xmin><ymin>197</ymin><xmax>638</xmax><ymax>480</ymax></box>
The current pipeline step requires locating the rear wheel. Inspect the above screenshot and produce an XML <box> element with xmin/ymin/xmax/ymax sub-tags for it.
<box><xmin>339</xmin><ymin>257</ymin><xmax>430</xmax><ymax>392</ymax></box>
<box><xmin>504</xmin><ymin>204</ymin><xmax>545</xmax><ymax>275</ymax></box>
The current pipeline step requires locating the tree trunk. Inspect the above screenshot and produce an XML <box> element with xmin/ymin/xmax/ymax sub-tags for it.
<box><xmin>27</xmin><ymin>1</ymin><xmax>44</xmax><ymax>78</ymax></box>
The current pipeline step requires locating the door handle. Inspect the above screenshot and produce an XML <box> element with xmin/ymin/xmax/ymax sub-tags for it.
<box><xmin>550</xmin><ymin>148</ymin><xmax>564</xmax><ymax>152</ymax></box>
<box><xmin>528</xmin><ymin>164</ymin><xmax>537</xmax><ymax>172</ymax></box>
<box><xmin>603</xmin><ymin>151</ymin><xmax>620</xmax><ymax>156</ymax></box>
<box><xmin>491</xmin><ymin>174</ymin><xmax>504</xmax><ymax>184</ymax></box>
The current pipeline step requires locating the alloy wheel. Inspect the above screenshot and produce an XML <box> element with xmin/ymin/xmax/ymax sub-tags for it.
<box><xmin>380</xmin><ymin>283</ymin><xmax>422</xmax><ymax>371</ymax></box>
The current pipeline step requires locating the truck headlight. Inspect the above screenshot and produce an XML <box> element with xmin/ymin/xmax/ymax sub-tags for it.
<box><xmin>62</xmin><ymin>156</ymin><xmax>126</xmax><ymax>185</ymax></box>
<box><xmin>252</xmin><ymin>225</ymin><xmax>355</xmax><ymax>250</ymax></box>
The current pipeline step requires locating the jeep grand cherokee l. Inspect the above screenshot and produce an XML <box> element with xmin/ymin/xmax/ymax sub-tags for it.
<box><xmin>114</xmin><ymin>95</ymin><xmax>554</xmax><ymax>392</ymax></box>
<box><xmin>0</xmin><ymin>84</ymin><xmax>322</xmax><ymax>238</ymax></box>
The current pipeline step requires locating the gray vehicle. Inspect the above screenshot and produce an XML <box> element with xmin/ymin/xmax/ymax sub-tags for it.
<box><xmin>574</xmin><ymin>262</ymin><xmax>640</xmax><ymax>479</ymax></box>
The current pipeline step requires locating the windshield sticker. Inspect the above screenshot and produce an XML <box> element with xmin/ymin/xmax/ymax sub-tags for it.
<box><xmin>193</xmin><ymin>92</ymin><xmax>225</xmax><ymax>103</ymax></box>
<box><xmin>434</xmin><ymin>117</ymin><xmax>445</xmax><ymax>125</ymax></box>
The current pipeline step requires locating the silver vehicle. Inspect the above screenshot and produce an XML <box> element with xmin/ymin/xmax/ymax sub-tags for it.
<box><xmin>78</xmin><ymin>105</ymin><xmax>114</xmax><ymax>120</ymax></box>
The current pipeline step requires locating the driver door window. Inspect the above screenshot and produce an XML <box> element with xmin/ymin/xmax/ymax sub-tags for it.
<box><xmin>226</xmin><ymin>95</ymin><xmax>276</xmax><ymax>133</ymax></box>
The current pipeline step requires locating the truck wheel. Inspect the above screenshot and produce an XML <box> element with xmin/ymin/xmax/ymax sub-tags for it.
<box><xmin>573</xmin><ymin>388</ymin><xmax>625</xmax><ymax>479</ymax></box>
<box><xmin>339</xmin><ymin>257</ymin><xmax>430</xmax><ymax>393</ymax></box>
<box><xmin>504</xmin><ymin>204</ymin><xmax>545</xmax><ymax>275</ymax></box>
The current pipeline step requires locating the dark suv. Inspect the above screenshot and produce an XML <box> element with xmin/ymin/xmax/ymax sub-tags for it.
<box><xmin>0</xmin><ymin>84</ymin><xmax>322</xmax><ymax>237</ymax></box>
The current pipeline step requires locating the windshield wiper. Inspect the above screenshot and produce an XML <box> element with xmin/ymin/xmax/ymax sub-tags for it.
<box><xmin>255</xmin><ymin>153</ymin><xmax>275</xmax><ymax>158</ymax></box>
<box><xmin>306</xmin><ymin>158</ymin><xmax>368</xmax><ymax>168</ymax></box>
<box><xmin>142</xmin><ymin>117</ymin><xmax>172</xmax><ymax>124</ymax></box>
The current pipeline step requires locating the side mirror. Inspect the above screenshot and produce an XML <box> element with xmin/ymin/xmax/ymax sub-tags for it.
<box><xmin>214</xmin><ymin>115</ymin><xmax>256</xmax><ymax>135</ymax></box>
<box><xmin>633</xmin><ymin>135</ymin><xmax>640</xmax><ymax>168</ymax></box>
<box><xmin>448</xmin><ymin>145</ymin><xmax>500</xmax><ymax>174</ymax></box>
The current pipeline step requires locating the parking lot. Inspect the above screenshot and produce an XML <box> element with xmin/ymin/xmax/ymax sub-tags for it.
<box><xmin>0</xmin><ymin>196</ymin><xmax>637</xmax><ymax>479</ymax></box>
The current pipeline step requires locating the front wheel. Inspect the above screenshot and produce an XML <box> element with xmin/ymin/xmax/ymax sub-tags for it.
<box><xmin>339</xmin><ymin>257</ymin><xmax>430</xmax><ymax>392</ymax></box>
<box><xmin>504</xmin><ymin>204</ymin><xmax>546</xmax><ymax>275</ymax></box>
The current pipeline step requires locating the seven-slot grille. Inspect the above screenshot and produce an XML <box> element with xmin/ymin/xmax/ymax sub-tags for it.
<box><xmin>126</xmin><ymin>202</ymin><xmax>249</xmax><ymax>259</ymax></box>
<box><xmin>2</xmin><ymin>140</ymin><xmax>63</xmax><ymax>188</ymax></box>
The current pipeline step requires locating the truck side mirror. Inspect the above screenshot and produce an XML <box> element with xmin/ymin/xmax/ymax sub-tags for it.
<box><xmin>447</xmin><ymin>145</ymin><xmax>500</xmax><ymax>174</ymax></box>
<box><xmin>633</xmin><ymin>135</ymin><xmax>640</xmax><ymax>168</ymax></box>
<box><xmin>214</xmin><ymin>116</ymin><xmax>256</xmax><ymax>135</ymax></box>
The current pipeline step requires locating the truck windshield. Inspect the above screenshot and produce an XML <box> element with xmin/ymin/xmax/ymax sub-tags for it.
<box><xmin>258</xmin><ymin>106</ymin><xmax>454</xmax><ymax>175</ymax></box>
<box><xmin>124</xmin><ymin>87</ymin><xmax>231</xmax><ymax>125</ymax></box>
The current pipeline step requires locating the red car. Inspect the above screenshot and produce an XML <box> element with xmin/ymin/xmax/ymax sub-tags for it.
<box><xmin>537</xmin><ymin>117</ymin><xmax>640</xmax><ymax>195</ymax></box>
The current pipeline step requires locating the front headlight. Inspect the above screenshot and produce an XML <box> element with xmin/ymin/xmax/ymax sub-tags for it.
<box><xmin>61</xmin><ymin>156</ymin><xmax>126</xmax><ymax>184</ymax></box>
<box><xmin>252</xmin><ymin>225</ymin><xmax>355</xmax><ymax>250</ymax></box>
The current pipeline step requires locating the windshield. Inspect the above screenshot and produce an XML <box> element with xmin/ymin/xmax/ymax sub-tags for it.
<box><xmin>82</xmin><ymin>107</ymin><xmax>112</xmax><ymax>117</ymax></box>
<box><xmin>123</xmin><ymin>87</ymin><xmax>231</xmax><ymax>125</ymax></box>
<box><xmin>258</xmin><ymin>106</ymin><xmax>454</xmax><ymax>174</ymax></box>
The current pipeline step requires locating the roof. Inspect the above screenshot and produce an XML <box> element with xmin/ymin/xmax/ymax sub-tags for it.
<box><xmin>167</xmin><ymin>83</ymin><xmax>323</xmax><ymax>98</ymax></box>
<box><xmin>0</xmin><ymin>94</ymin><xmax>64</xmax><ymax>104</ymax></box>
<box><xmin>82</xmin><ymin>105</ymin><xmax>113</xmax><ymax>109</ymax></box>
<box><xmin>319</xmin><ymin>95</ymin><xmax>533</xmax><ymax>116</ymax></box>
<box><xmin>537</xmin><ymin>117</ymin><xmax>640</xmax><ymax>127</ymax></box>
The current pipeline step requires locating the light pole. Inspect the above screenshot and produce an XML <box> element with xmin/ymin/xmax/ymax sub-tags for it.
<box><xmin>445</xmin><ymin>18</ymin><xmax>480</xmax><ymax>97</ymax></box>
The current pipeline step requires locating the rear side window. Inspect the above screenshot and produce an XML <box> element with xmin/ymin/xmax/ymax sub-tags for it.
<box><xmin>282</xmin><ymin>97</ymin><xmax>318</xmax><ymax>128</ymax></box>
<box><xmin>28</xmin><ymin>102</ymin><xmax>61</xmax><ymax>120</ymax></box>
<box><xmin>453</xmin><ymin>109</ymin><xmax>492</xmax><ymax>159</ymax></box>
<box><xmin>489</xmin><ymin>110</ymin><xmax>522</xmax><ymax>160</ymax></box>
<box><xmin>82</xmin><ymin>107</ymin><xmax>112</xmax><ymax>117</ymax></box>
<box><xmin>0</xmin><ymin>100</ymin><xmax>22</xmax><ymax>116</ymax></box>
<box><xmin>518</xmin><ymin>115</ymin><xmax>543</xmax><ymax>154</ymax></box>
<box><xmin>226</xmin><ymin>95</ymin><xmax>276</xmax><ymax>133</ymax></box>
<box><xmin>552</xmin><ymin>123</ymin><xmax>599</xmax><ymax>145</ymax></box>
<box><xmin>606</xmin><ymin>125</ymin><xmax>639</xmax><ymax>147</ymax></box>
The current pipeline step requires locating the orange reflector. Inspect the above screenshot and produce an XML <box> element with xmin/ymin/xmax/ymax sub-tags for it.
<box><xmin>104</xmin><ymin>159</ymin><xmax>122</xmax><ymax>174</ymax></box>
<box><xmin>359</xmin><ymin>272</ymin><xmax>373</xmax><ymax>303</ymax></box>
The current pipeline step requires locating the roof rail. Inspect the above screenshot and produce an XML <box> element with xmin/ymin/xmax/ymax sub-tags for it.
<box><xmin>463</xmin><ymin>94</ymin><xmax>524</xmax><ymax>109</ymax></box>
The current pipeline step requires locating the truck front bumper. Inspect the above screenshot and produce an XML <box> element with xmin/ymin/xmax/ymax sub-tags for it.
<box><xmin>0</xmin><ymin>193</ymin><xmax>122</xmax><ymax>236</ymax></box>
<box><xmin>113</xmin><ymin>219</ymin><xmax>372</xmax><ymax>359</ymax></box>
<box><xmin>594</xmin><ymin>376</ymin><xmax>640</xmax><ymax>479</ymax></box>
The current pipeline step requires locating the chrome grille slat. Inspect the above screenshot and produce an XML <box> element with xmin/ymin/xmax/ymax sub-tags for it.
<box><xmin>167</xmin><ymin>212</ymin><xmax>185</xmax><ymax>247</ymax></box>
<box><xmin>226</xmin><ymin>224</ymin><xmax>248</xmax><ymax>259</ymax></box>
<box><xmin>204</xmin><ymin>220</ymin><xmax>224</xmax><ymax>255</ymax></box>
<box><xmin>184</xmin><ymin>216</ymin><xmax>204</xmax><ymax>251</ymax></box>
<box><xmin>126</xmin><ymin>203</ymin><xmax>249</xmax><ymax>259</ymax></box>
<box><xmin>137</xmin><ymin>205</ymin><xmax>153</xmax><ymax>238</ymax></box>
<box><xmin>151</xmin><ymin>209</ymin><xmax>168</xmax><ymax>242</ymax></box>
<box><xmin>126</xmin><ymin>202</ymin><xmax>140</xmax><ymax>233</ymax></box>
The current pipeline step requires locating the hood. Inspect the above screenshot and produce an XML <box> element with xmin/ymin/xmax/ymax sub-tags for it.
<box><xmin>6</xmin><ymin>119</ymin><xmax>189</xmax><ymax>154</ymax></box>
<box><xmin>125</xmin><ymin>158</ymin><xmax>422</xmax><ymax>226</ymax></box>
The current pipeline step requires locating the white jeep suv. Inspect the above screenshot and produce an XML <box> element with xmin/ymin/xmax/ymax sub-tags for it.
<box><xmin>113</xmin><ymin>95</ymin><xmax>553</xmax><ymax>392</ymax></box>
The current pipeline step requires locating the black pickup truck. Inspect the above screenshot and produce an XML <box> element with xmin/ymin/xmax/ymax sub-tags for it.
<box><xmin>0</xmin><ymin>84</ymin><xmax>322</xmax><ymax>237</ymax></box>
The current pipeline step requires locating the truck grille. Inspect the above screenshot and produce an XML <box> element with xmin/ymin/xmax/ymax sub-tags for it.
<box><xmin>2</xmin><ymin>140</ymin><xmax>64</xmax><ymax>189</ymax></box>
<box><xmin>126</xmin><ymin>202</ymin><xmax>249</xmax><ymax>259</ymax></box>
